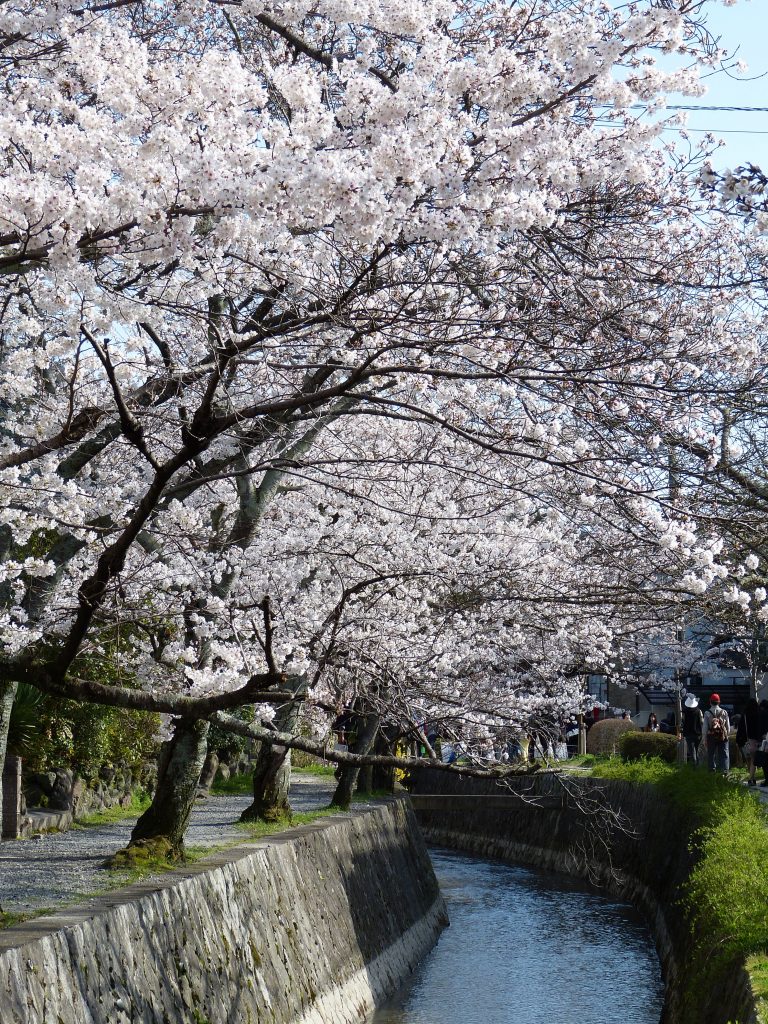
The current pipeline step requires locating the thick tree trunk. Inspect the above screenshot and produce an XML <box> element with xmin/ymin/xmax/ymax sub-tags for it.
<box><xmin>130</xmin><ymin>717</ymin><xmax>209</xmax><ymax>856</ymax></box>
<box><xmin>239</xmin><ymin>702</ymin><xmax>300</xmax><ymax>823</ymax></box>
<box><xmin>371</xmin><ymin>727</ymin><xmax>397</xmax><ymax>794</ymax></box>
<box><xmin>0</xmin><ymin>680</ymin><xmax>18</xmax><ymax>836</ymax></box>
<box><xmin>356</xmin><ymin>763</ymin><xmax>373</xmax><ymax>795</ymax></box>
<box><xmin>331</xmin><ymin>711</ymin><xmax>380</xmax><ymax>809</ymax></box>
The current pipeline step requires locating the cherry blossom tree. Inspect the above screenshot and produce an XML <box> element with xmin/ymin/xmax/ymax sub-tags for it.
<box><xmin>1</xmin><ymin>0</ymin><xmax>764</xmax><ymax>846</ymax></box>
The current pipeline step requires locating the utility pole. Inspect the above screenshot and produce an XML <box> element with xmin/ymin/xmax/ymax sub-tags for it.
<box><xmin>675</xmin><ymin>620</ymin><xmax>685</xmax><ymax>764</ymax></box>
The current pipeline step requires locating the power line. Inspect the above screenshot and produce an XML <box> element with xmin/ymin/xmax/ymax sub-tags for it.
<box><xmin>635</xmin><ymin>104</ymin><xmax>768</xmax><ymax>113</ymax></box>
<box><xmin>660</xmin><ymin>127</ymin><xmax>768</xmax><ymax>136</ymax></box>
<box><xmin>596</xmin><ymin>119</ymin><xmax>768</xmax><ymax>136</ymax></box>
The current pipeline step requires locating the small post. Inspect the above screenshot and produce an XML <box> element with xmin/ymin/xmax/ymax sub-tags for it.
<box><xmin>577</xmin><ymin>713</ymin><xmax>587</xmax><ymax>756</ymax></box>
<box><xmin>2</xmin><ymin>757</ymin><xmax>22</xmax><ymax>840</ymax></box>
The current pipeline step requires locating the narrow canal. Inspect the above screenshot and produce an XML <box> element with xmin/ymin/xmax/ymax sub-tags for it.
<box><xmin>369</xmin><ymin>848</ymin><xmax>664</xmax><ymax>1024</ymax></box>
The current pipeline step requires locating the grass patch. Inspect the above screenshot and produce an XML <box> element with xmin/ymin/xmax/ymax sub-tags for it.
<box><xmin>563</xmin><ymin>753</ymin><xmax>597</xmax><ymax>769</ymax></box>
<box><xmin>211</xmin><ymin>772</ymin><xmax>252</xmax><ymax>795</ymax></box>
<box><xmin>589</xmin><ymin>754</ymin><xmax>677</xmax><ymax>786</ymax></box>
<box><xmin>682</xmin><ymin>787</ymin><xmax>768</xmax><ymax>1017</ymax></box>
<box><xmin>293</xmin><ymin>763</ymin><xmax>337</xmax><ymax>777</ymax></box>
<box><xmin>103</xmin><ymin>805</ymin><xmax>346</xmax><ymax>885</ymax></box>
<box><xmin>211</xmin><ymin>761</ymin><xmax>337</xmax><ymax>796</ymax></box>
<box><xmin>0</xmin><ymin>907</ymin><xmax>53</xmax><ymax>930</ymax></box>
<box><xmin>746</xmin><ymin>955</ymin><xmax>768</xmax><ymax>1024</ymax></box>
<box><xmin>588</xmin><ymin>757</ymin><xmax>749</xmax><ymax>828</ymax></box>
<box><xmin>233</xmin><ymin>805</ymin><xmax>342</xmax><ymax>840</ymax></box>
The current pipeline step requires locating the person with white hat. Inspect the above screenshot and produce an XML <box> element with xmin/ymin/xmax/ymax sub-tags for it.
<box><xmin>682</xmin><ymin>693</ymin><xmax>703</xmax><ymax>767</ymax></box>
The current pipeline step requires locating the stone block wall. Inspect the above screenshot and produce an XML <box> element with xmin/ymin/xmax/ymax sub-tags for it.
<box><xmin>24</xmin><ymin>761</ymin><xmax>157</xmax><ymax>821</ymax></box>
<box><xmin>0</xmin><ymin>798</ymin><xmax>447</xmax><ymax>1024</ymax></box>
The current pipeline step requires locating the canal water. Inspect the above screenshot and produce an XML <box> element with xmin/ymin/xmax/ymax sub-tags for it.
<box><xmin>369</xmin><ymin>848</ymin><xmax>664</xmax><ymax>1024</ymax></box>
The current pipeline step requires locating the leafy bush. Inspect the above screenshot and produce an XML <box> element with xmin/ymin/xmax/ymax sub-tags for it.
<box><xmin>10</xmin><ymin>624</ymin><xmax>163</xmax><ymax>779</ymax></box>
<box><xmin>207</xmin><ymin>706</ymin><xmax>254</xmax><ymax>763</ymax></box>
<box><xmin>7</xmin><ymin>683</ymin><xmax>42</xmax><ymax>756</ymax></box>
<box><xmin>590</xmin><ymin>755</ymin><xmax>677</xmax><ymax>786</ymax></box>
<box><xmin>586</xmin><ymin>718</ymin><xmax>638</xmax><ymax>756</ymax></box>
<box><xmin>620</xmin><ymin>730</ymin><xmax>678</xmax><ymax>764</ymax></box>
<box><xmin>22</xmin><ymin>697</ymin><xmax>160</xmax><ymax>782</ymax></box>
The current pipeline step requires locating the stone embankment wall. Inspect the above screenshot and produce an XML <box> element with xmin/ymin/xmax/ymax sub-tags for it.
<box><xmin>410</xmin><ymin>769</ymin><xmax>757</xmax><ymax>1024</ymax></box>
<box><xmin>0</xmin><ymin>798</ymin><xmax>446</xmax><ymax>1024</ymax></box>
<box><xmin>25</xmin><ymin>761</ymin><xmax>157</xmax><ymax>818</ymax></box>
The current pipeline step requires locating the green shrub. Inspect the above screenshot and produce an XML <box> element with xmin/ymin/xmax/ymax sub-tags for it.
<box><xmin>7</xmin><ymin>683</ymin><xmax>43</xmax><ymax>757</ymax></box>
<box><xmin>14</xmin><ymin>619</ymin><xmax>163</xmax><ymax>780</ymax></box>
<box><xmin>22</xmin><ymin>698</ymin><xmax>160</xmax><ymax>782</ymax></box>
<box><xmin>207</xmin><ymin>706</ymin><xmax>254</xmax><ymax>763</ymax></box>
<box><xmin>586</xmin><ymin>718</ymin><xmax>638</xmax><ymax>756</ymax></box>
<box><xmin>620</xmin><ymin>730</ymin><xmax>678</xmax><ymax>764</ymax></box>
<box><xmin>590</xmin><ymin>755</ymin><xmax>677</xmax><ymax>786</ymax></box>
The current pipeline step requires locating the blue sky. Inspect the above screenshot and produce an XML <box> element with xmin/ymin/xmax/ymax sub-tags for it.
<box><xmin>665</xmin><ymin>1</ymin><xmax>768</xmax><ymax>171</ymax></box>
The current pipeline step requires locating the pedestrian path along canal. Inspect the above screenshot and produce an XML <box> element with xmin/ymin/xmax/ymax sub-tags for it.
<box><xmin>369</xmin><ymin>848</ymin><xmax>664</xmax><ymax>1024</ymax></box>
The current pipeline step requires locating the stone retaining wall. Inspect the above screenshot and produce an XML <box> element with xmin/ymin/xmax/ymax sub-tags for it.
<box><xmin>0</xmin><ymin>797</ymin><xmax>446</xmax><ymax>1024</ymax></box>
<box><xmin>410</xmin><ymin>769</ymin><xmax>758</xmax><ymax>1024</ymax></box>
<box><xmin>24</xmin><ymin>761</ymin><xmax>158</xmax><ymax>822</ymax></box>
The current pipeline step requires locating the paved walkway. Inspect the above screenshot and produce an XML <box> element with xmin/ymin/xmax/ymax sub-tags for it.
<box><xmin>0</xmin><ymin>775</ymin><xmax>334</xmax><ymax>915</ymax></box>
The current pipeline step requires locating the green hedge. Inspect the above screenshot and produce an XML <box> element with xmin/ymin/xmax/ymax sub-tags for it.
<box><xmin>620</xmin><ymin>730</ymin><xmax>678</xmax><ymax>764</ymax></box>
<box><xmin>585</xmin><ymin>718</ymin><xmax>638</xmax><ymax>756</ymax></box>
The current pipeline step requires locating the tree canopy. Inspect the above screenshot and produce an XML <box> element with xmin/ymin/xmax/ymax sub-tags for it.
<box><xmin>1</xmin><ymin>0</ymin><xmax>767</xmax><ymax>793</ymax></box>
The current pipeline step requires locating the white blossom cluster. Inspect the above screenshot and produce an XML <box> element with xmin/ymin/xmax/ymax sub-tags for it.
<box><xmin>0</xmin><ymin>0</ymin><xmax>764</xmax><ymax>747</ymax></box>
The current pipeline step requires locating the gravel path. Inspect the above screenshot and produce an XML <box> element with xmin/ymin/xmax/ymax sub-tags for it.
<box><xmin>0</xmin><ymin>775</ymin><xmax>335</xmax><ymax>915</ymax></box>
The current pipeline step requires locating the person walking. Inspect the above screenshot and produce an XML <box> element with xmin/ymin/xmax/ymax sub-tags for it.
<box><xmin>703</xmin><ymin>693</ymin><xmax>730</xmax><ymax>774</ymax></box>
<box><xmin>759</xmin><ymin>700</ymin><xmax>768</xmax><ymax>787</ymax></box>
<box><xmin>682</xmin><ymin>693</ymin><xmax>703</xmax><ymax>767</ymax></box>
<box><xmin>737</xmin><ymin>698</ymin><xmax>763</xmax><ymax>786</ymax></box>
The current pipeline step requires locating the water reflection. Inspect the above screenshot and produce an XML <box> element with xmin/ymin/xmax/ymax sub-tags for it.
<box><xmin>369</xmin><ymin>848</ymin><xmax>663</xmax><ymax>1024</ymax></box>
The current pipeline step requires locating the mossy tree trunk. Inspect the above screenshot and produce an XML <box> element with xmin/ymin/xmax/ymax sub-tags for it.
<box><xmin>240</xmin><ymin>701</ymin><xmax>300</xmax><ymax>823</ymax></box>
<box><xmin>331</xmin><ymin>709</ymin><xmax>380</xmax><ymax>809</ymax></box>
<box><xmin>130</xmin><ymin>717</ymin><xmax>209</xmax><ymax>856</ymax></box>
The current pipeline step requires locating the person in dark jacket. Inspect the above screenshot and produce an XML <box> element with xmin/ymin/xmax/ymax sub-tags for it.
<box><xmin>659</xmin><ymin>711</ymin><xmax>677</xmax><ymax>735</ymax></box>
<box><xmin>682</xmin><ymin>693</ymin><xmax>703</xmax><ymax>766</ymax></box>
<box><xmin>758</xmin><ymin>699</ymin><xmax>768</xmax><ymax>787</ymax></box>
<box><xmin>737</xmin><ymin>698</ymin><xmax>763</xmax><ymax>786</ymax></box>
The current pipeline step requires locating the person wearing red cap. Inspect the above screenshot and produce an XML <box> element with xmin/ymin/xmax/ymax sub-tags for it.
<box><xmin>702</xmin><ymin>693</ymin><xmax>730</xmax><ymax>773</ymax></box>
